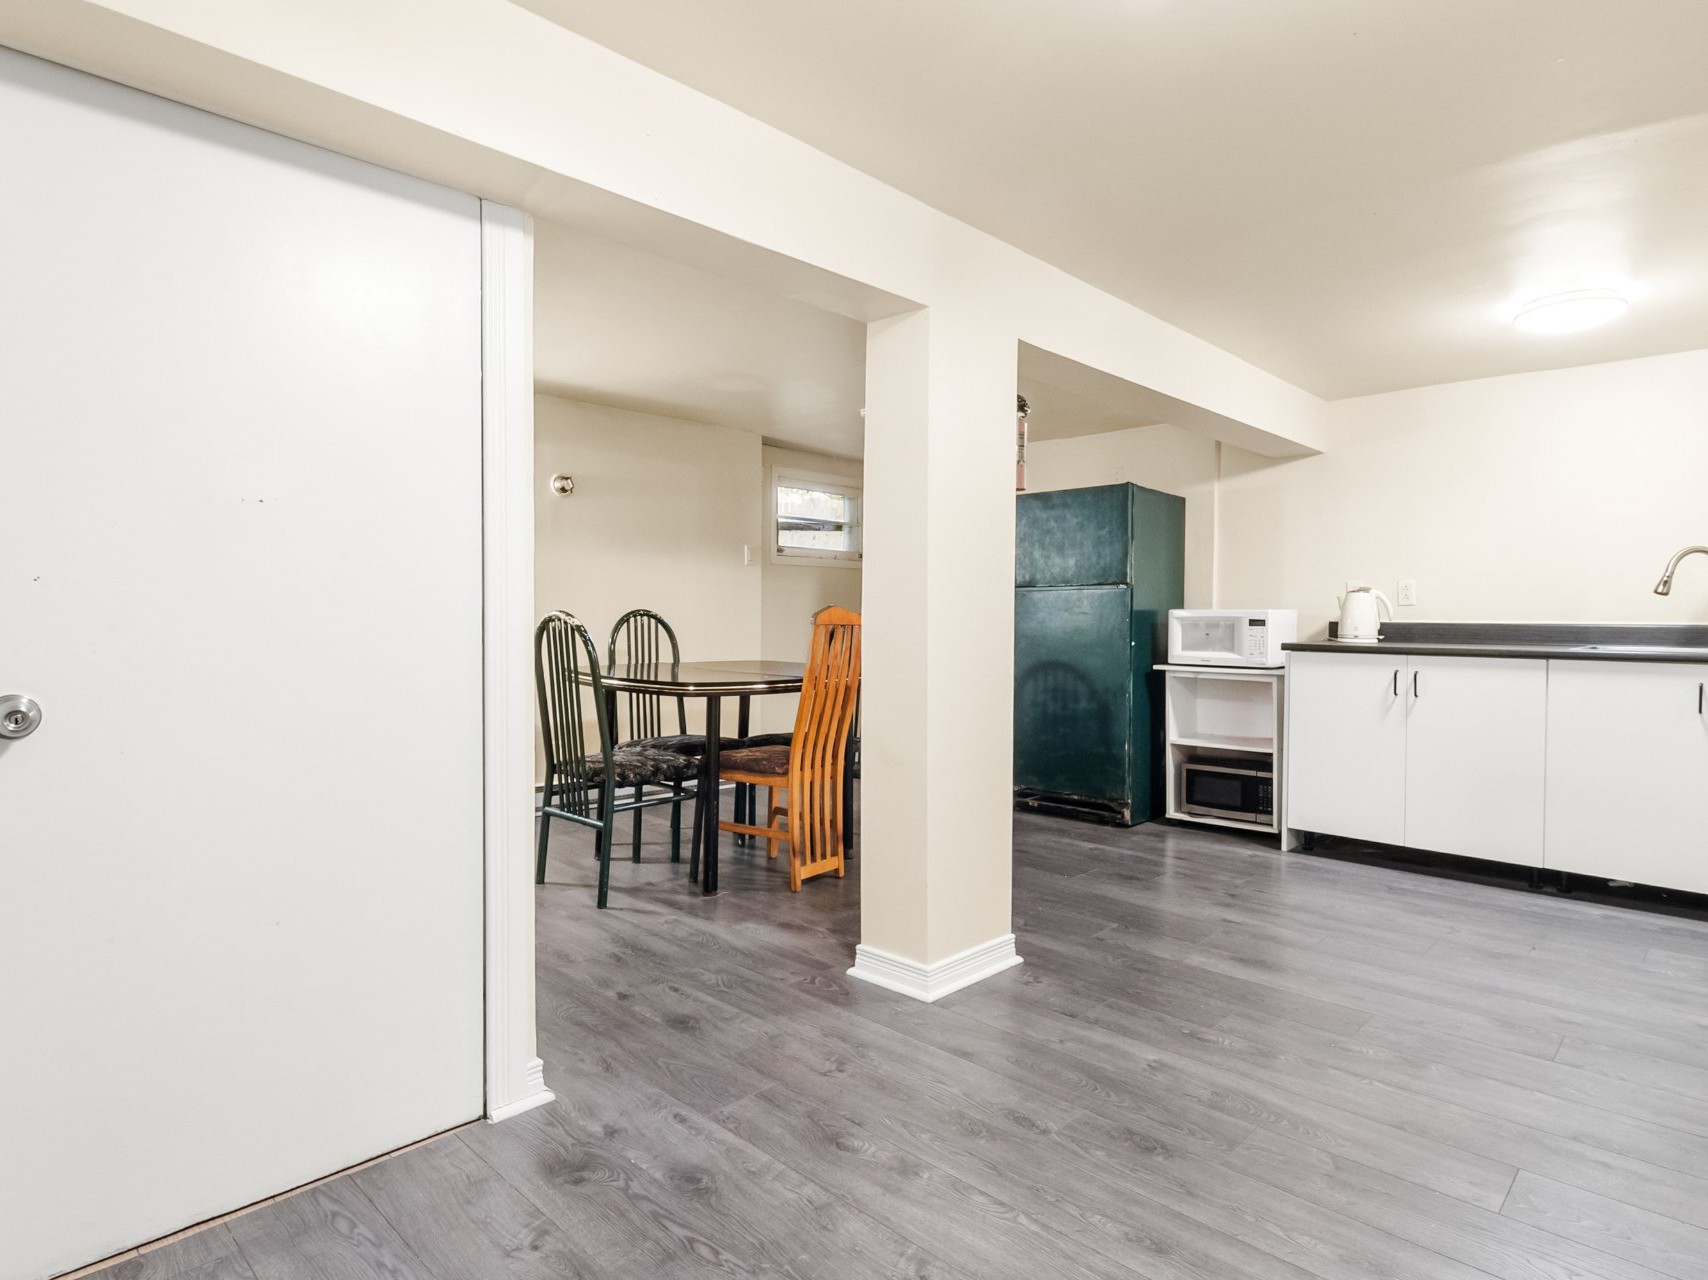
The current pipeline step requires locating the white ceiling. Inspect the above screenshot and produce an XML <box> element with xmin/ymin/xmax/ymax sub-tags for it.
<box><xmin>535</xmin><ymin>218</ymin><xmax>1174</xmax><ymax>457</ymax></box>
<box><xmin>534</xmin><ymin>218</ymin><xmax>867</xmax><ymax>456</ymax></box>
<box><xmin>518</xmin><ymin>0</ymin><xmax>1708</xmax><ymax>399</ymax></box>
<box><xmin>1019</xmin><ymin>346</ymin><xmax>1172</xmax><ymax>442</ymax></box>
<box><xmin>1021</xmin><ymin>378</ymin><xmax>1156</xmax><ymax>443</ymax></box>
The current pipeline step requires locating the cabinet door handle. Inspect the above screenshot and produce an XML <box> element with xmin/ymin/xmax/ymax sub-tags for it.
<box><xmin>1413</xmin><ymin>671</ymin><xmax>1420</xmax><ymax>698</ymax></box>
<box><xmin>1699</xmin><ymin>682</ymin><xmax>1703</xmax><ymax>715</ymax></box>
<box><xmin>1392</xmin><ymin>669</ymin><xmax>1399</xmax><ymax>696</ymax></box>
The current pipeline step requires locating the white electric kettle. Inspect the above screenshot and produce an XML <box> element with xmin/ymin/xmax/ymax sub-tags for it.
<box><xmin>1337</xmin><ymin>585</ymin><xmax>1393</xmax><ymax>643</ymax></box>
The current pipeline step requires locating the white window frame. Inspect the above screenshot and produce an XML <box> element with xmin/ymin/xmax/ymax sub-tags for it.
<box><xmin>770</xmin><ymin>465</ymin><xmax>863</xmax><ymax>567</ymax></box>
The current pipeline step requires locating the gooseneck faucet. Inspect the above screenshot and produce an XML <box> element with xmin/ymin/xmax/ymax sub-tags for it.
<box><xmin>1654</xmin><ymin>546</ymin><xmax>1708</xmax><ymax>595</ymax></box>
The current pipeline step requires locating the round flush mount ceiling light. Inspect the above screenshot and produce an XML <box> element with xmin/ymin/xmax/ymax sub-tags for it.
<box><xmin>1513</xmin><ymin>289</ymin><xmax>1629</xmax><ymax>335</ymax></box>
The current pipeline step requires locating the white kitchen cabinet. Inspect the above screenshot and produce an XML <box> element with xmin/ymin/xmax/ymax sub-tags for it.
<box><xmin>1404</xmin><ymin>656</ymin><xmax>1547</xmax><ymax>863</ymax></box>
<box><xmin>1289</xmin><ymin>649</ymin><xmax>1708</xmax><ymax>896</ymax></box>
<box><xmin>1286</xmin><ymin>651</ymin><xmax>1408</xmax><ymax>846</ymax></box>
<box><xmin>1545</xmin><ymin>660</ymin><xmax>1708</xmax><ymax>893</ymax></box>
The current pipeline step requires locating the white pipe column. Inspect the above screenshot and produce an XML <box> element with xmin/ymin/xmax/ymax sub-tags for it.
<box><xmin>852</xmin><ymin>307</ymin><xmax>1023</xmax><ymax>1001</ymax></box>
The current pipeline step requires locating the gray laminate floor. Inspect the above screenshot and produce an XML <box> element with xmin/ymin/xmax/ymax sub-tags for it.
<box><xmin>94</xmin><ymin>800</ymin><xmax>1708</xmax><ymax>1280</ymax></box>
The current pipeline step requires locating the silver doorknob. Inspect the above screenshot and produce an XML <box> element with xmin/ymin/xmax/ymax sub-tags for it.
<box><xmin>0</xmin><ymin>695</ymin><xmax>42</xmax><ymax>740</ymax></box>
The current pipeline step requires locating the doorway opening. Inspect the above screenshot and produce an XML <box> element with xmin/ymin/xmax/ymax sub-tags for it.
<box><xmin>1011</xmin><ymin>345</ymin><xmax>1280</xmax><ymax>930</ymax></box>
<box><xmin>525</xmin><ymin>212</ymin><xmax>885</xmax><ymax>972</ymax></box>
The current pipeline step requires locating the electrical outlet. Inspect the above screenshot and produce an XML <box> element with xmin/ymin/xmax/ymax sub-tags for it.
<box><xmin>1397</xmin><ymin>579</ymin><xmax>1418</xmax><ymax>607</ymax></box>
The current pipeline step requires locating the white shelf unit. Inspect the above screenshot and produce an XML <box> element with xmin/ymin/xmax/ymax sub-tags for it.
<box><xmin>1159</xmin><ymin>664</ymin><xmax>1286</xmax><ymax>841</ymax></box>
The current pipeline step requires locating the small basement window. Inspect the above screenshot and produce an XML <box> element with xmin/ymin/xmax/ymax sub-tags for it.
<box><xmin>772</xmin><ymin>467</ymin><xmax>862</xmax><ymax>565</ymax></box>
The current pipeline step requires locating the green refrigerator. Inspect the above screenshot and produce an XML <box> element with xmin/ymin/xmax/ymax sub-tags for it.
<box><xmin>1014</xmin><ymin>482</ymin><xmax>1185</xmax><ymax>825</ymax></box>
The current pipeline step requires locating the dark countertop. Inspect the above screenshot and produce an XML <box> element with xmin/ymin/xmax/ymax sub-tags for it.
<box><xmin>1285</xmin><ymin>640</ymin><xmax>1708</xmax><ymax>663</ymax></box>
<box><xmin>1283</xmin><ymin>621</ymin><xmax>1708</xmax><ymax>664</ymax></box>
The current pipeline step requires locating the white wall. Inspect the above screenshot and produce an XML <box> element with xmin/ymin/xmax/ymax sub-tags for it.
<box><xmin>758</xmin><ymin>444</ymin><xmax>864</xmax><ymax>732</ymax></box>
<box><xmin>532</xmin><ymin>412</ymin><xmax>861</xmax><ymax>741</ymax></box>
<box><xmin>1218</xmin><ymin>348</ymin><xmax>1708</xmax><ymax>637</ymax></box>
<box><xmin>1025</xmin><ymin>424</ymin><xmax>1218</xmax><ymax>608</ymax></box>
<box><xmin>535</xmin><ymin>395</ymin><xmax>762</xmax><ymax>749</ymax></box>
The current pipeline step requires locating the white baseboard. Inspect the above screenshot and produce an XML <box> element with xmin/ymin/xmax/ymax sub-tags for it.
<box><xmin>486</xmin><ymin>1057</ymin><xmax>553</xmax><ymax>1123</ymax></box>
<box><xmin>847</xmin><ymin>934</ymin><xmax>1022</xmax><ymax>1003</ymax></box>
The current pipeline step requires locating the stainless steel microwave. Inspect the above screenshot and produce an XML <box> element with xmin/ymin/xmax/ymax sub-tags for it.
<box><xmin>1180</xmin><ymin>761</ymin><xmax>1273</xmax><ymax>823</ymax></box>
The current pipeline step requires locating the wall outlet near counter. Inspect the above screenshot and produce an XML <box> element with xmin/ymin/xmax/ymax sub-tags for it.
<box><xmin>1397</xmin><ymin>579</ymin><xmax>1418</xmax><ymax>607</ymax></box>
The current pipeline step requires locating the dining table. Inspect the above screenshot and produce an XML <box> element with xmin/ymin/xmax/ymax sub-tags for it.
<box><xmin>595</xmin><ymin>659</ymin><xmax>854</xmax><ymax>894</ymax></box>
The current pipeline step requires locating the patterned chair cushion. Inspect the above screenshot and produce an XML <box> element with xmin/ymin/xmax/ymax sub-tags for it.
<box><xmin>629</xmin><ymin>734</ymin><xmax>742</xmax><ymax>756</ymax></box>
<box><xmin>585</xmin><ymin>745</ymin><xmax>701</xmax><ymax>788</ymax></box>
<box><xmin>732</xmin><ymin>732</ymin><xmax>793</xmax><ymax>749</ymax></box>
<box><xmin>717</xmin><ymin>743</ymin><xmax>791</xmax><ymax>777</ymax></box>
<box><xmin>732</xmin><ymin>731</ymin><xmax>859</xmax><ymax>777</ymax></box>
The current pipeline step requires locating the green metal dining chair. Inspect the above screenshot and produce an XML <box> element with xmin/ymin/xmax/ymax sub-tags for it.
<box><xmin>536</xmin><ymin>611</ymin><xmax>702</xmax><ymax>909</ymax></box>
<box><xmin>606</xmin><ymin>608</ymin><xmax>752</xmax><ymax>856</ymax></box>
<box><xmin>607</xmin><ymin>608</ymin><xmax>691</xmax><ymax>746</ymax></box>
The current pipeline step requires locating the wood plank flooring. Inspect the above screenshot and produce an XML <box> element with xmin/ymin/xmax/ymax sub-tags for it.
<box><xmin>91</xmin><ymin>803</ymin><xmax>1708</xmax><ymax>1280</ymax></box>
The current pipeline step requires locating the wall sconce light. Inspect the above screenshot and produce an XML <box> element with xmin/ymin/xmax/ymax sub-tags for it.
<box><xmin>549</xmin><ymin>474</ymin><xmax>575</xmax><ymax>496</ymax></box>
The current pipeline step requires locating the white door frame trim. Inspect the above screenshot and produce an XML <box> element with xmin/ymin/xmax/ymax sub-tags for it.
<box><xmin>481</xmin><ymin>201</ymin><xmax>552</xmax><ymax>1122</ymax></box>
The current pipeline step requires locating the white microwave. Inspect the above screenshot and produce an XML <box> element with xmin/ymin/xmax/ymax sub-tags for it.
<box><xmin>1167</xmin><ymin>609</ymin><xmax>1296</xmax><ymax>668</ymax></box>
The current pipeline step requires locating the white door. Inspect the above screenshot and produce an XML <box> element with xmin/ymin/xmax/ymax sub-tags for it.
<box><xmin>1545</xmin><ymin>660</ymin><xmax>1708</xmax><ymax>892</ymax></box>
<box><xmin>1286</xmin><ymin>651</ymin><xmax>1408</xmax><ymax>845</ymax></box>
<box><xmin>1404</xmin><ymin>656</ymin><xmax>1546</xmax><ymax>863</ymax></box>
<box><xmin>0</xmin><ymin>49</ymin><xmax>485</xmax><ymax>1279</ymax></box>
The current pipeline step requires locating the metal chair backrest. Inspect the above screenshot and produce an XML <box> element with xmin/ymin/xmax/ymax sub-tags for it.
<box><xmin>607</xmin><ymin>608</ymin><xmax>687</xmax><ymax>743</ymax></box>
<box><xmin>536</xmin><ymin>611</ymin><xmax>613</xmax><ymax>817</ymax></box>
<box><xmin>788</xmin><ymin>606</ymin><xmax>862</xmax><ymax>866</ymax></box>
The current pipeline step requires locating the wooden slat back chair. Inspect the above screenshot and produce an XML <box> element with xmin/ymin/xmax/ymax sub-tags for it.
<box><xmin>717</xmin><ymin>606</ymin><xmax>861</xmax><ymax>891</ymax></box>
<box><xmin>535</xmin><ymin>611</ymin><xmax>701</xmax><ymax>909</ymax></box>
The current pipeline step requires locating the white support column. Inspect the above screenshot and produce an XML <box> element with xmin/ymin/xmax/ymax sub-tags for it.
<box><xmin>851</xmin><ymin>307</ymin><xmax>1023</xmax><ymax>1002</ymax></box>
<box><xmin>480</xmin><ymin>201</ymin><xmax>553</xmax><ymax>1120</ymax></box>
